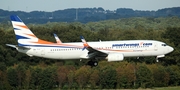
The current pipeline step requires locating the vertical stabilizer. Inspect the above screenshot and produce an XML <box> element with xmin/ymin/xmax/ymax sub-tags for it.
<box><xmin>10</xmin><ymin>15</ymin><xmax>38</xmax><ymax>46</ymax></box>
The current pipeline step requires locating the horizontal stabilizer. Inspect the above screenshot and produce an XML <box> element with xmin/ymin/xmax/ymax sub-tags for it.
<box><xmin>6</xmin><ymin>44</ymin><xmax>30</xmax><ymax>49</ymax></box>
<box><xmin>6</xmin><ymin>44</ymin><xmax>17</xmax><ymax>48</ymax></box>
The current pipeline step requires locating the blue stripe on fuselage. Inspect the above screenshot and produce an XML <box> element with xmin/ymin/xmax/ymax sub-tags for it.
<box><xmin>18</xmin><ymin>44</ymin><xmax>83</xmax><ymax>48</ymax></box>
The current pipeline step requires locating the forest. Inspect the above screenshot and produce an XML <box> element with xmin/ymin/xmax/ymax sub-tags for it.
<box><xmin>0</xmin><ymin>7</ymin><xmax>180</xmax><ymax>23</ymax></box>
<box><xmin>0</xmin><ymin>16</ymin><xmax>180</xmax><ymax>89</ymax></box>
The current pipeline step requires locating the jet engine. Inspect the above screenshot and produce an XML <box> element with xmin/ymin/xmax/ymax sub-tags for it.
<box><xmin>107</xmin><ymin>53</ymin><xmax>124</xmax><ymax>62</ymax></box>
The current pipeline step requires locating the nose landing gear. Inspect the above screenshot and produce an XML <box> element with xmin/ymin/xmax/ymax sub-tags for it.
<box><xmin>156</xmin><ymin>55</ymin><xmax>165</xmax><ymax>62</ymax></box>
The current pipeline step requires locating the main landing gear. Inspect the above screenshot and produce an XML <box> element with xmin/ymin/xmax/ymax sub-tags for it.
<box><xmin>87</xmin><ymin>60</ymin><xmax>98</xmax><ymax>67</ymax></box>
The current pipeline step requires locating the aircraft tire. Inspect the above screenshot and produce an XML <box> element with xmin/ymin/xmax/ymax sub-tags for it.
<box><xmin>93</xmin><ymin>61</ymin><xmax>98</xmax><ymax>66</ymax></box>
<box><xmin>87</xmin><ymin>61</ymin><xmax>98</xmax><ymax>67</ymax></box>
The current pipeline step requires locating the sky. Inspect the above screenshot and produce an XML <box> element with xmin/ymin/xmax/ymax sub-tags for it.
<box><xmin>0</xmin><ymin>0</ymin><xmax>180</xmax><ymax>12</ymax></box>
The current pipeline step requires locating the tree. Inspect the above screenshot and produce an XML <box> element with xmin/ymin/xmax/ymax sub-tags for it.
<box><xmin>75</xmin><ymin>66</ymin><xmax>91</xmax><ymax>89</ymax></box>
<box><xmin>7</xmin><ymin>67</ymin><xmax>18</xmax><ymax>88</ymax></box>
<box><xmin>89</xmin><ymin>69</ymin><xmax>99</xmax><ymax>89</ymax></box>
<box><xmin>67</xmin><ymin>70</ymin><xmax>76</xmax><ymax>89</ymax></box>
<box><xmin>116</xmin><ymin>64</ymin><xmax>128</xmax><ymax>88</ymax></box>
<box><xmin>24</xmin><ymin>69</ymin><xmax>31</xmax><ymax>89</ymax></box>
<box><xmin>163</xmin><ymin>27</ymin><xmax>180</xmax><ymax>47</ymax></box>
<box><xmin>16</xmin><ymin>63</ymin><xmax>26</xmax><ymax>89</ymax></box>
<box><xmin>39</xmin><ymin>67</ymin><xmax>56</xmax><ymax>90</ymax></box>
<box><xmin>0</xmin><ymin>62</ymin><xmax>6</xmax><ymax>71</ymax></box>
<box><xmin>29</xmin><ymin>67</ymin><xmax>42</xmax><ymax>89</ymax></box>
<box><xmin>136</xmin><ymin>64</ymin><xmax>153</xmax><ymax>88</ymax></box>
<box><xmin>116</xmin><ymin>63</ymin><xmax>136</xmax><ymax>88</ymax></box>
<box><xmin>148</xmin><ymin>64</ymin><xmax>169</xmax><ymax>87</ymax></box>
<box><xmin>56</xmin><ymin>66</ymin><xmax>69</xmax><ymax>88</ymax></box>
<box><xmin>99</xmin><ymin>66</ymin><xmax>117</xmax><ymax>89</ymax></box>
<box><xmin>166</xmin><ymin>65</ymin><xmax>180</xmax><ymax>86</ymax></box>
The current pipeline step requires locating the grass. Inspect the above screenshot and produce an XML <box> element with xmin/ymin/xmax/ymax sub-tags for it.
<box><xmin>53</xmin><ymin>86</ymin><xmax>180</xmax><ymax>90</ymax></box>
<box><xmin>154</xmin><ymin>86</ymin><xmax>180</xmax><ymax>90</ymax></box>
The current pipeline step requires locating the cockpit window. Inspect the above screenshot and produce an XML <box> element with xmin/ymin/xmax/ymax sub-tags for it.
<box><xmin>162</xmin><ymin>44</ymin><xmax>167</xmax><ymax>46</ymax></box>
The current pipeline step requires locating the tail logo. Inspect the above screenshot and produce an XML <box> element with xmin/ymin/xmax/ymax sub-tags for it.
<box><xmin>11</xmin><ymin>15</ymin><xmax>38</xmax><ymax>46</ymax></box>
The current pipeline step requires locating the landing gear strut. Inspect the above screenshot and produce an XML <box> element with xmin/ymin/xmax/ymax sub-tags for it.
<box><xmin>156</xmin><ymin>55</ymin><xmax>165</xmax><ymax>62</ymax></box>
<box><xmin>156</xmin><ymin>58</ymin><xmax>159</xmax><ymax>62</ymax></box>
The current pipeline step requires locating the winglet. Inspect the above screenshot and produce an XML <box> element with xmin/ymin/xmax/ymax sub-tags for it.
<box><xmin>53</xmin><ymin>33</ymin><xmax>62</xmax><ymax>43</ymax></box>
<box><xmin>80</xmin><ymin>36</ymin><xmax>89</xmax><ymax>50</ymax></box>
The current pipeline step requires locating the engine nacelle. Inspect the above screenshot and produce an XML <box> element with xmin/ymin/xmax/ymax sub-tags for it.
<box><xmin>107</xmin><ymin>53</ymin><xmax>124</xmax><ymax>62</ymax></box>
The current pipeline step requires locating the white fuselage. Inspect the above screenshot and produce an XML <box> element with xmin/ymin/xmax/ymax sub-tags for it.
<box><xmin>17</xmin><ymin>40</ymin><xmax>174</xmax><ymax>60</ymax></box>
<box><xmin>9</xmin><ymin>15</ymin><xmax>174</xmax><ymax>63</ymax></box>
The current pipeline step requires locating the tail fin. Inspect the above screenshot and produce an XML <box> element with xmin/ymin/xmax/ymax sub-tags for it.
<box><xmin>10</xmin><ymin>15</ymin><xmax>38</xmax><ymax>46</ymax></box>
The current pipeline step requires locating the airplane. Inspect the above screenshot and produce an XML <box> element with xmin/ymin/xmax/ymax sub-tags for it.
<box><xmin>6</xmin><ymin>15</ymin><xmax>174</xmax><ymax>66</ymax></box>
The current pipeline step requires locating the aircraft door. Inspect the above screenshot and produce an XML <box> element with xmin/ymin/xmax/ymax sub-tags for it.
<box><xmin>154</xmin><ymin>42</ymin><xmax>158</xmax><ymax>51</ymax></box>
<box><xmin>41</xmin><ymin>48</ymin><xmax>45</xmax><ymax>55</ymax></box>
<box><xmin>33</xmin><ymin>48</ymin><xmax>38</xmax><ymax>53</ymax></box>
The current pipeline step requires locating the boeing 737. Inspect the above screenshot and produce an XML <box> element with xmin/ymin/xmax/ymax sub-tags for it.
<box><xmin>6</xmin><ymin>15</ymin><xmax>174</xmax><ymax>66</ymax></box>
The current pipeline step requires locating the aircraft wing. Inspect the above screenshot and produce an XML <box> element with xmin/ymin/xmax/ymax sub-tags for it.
<box><xmin>80</xmin><ymin>36</ymin><xmax>108</xmax><ymax>59</ymax></box>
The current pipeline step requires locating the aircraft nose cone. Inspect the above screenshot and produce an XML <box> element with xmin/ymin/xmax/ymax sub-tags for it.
<box><xmin>169</xmin><ymin>46</ymin><xmax>174</xmax><ymax>53</ymax></box>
